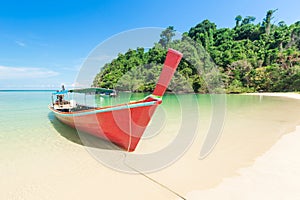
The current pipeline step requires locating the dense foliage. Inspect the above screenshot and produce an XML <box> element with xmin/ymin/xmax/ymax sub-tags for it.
<box><xmin>93</xmin><ymin>10</ymin><xmax>300</xmax><ymax>93</ymax></box>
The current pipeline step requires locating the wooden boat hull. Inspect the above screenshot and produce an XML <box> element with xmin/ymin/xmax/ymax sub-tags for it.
<box><xmin>49</xmin><ymin>48</ymin><xmax>183</xmax><ymax>151</ymax></box>
<box><xmin>49</xmin><ymin>99</ymin><xmax>161</xmax><ymax>151</ymax></box>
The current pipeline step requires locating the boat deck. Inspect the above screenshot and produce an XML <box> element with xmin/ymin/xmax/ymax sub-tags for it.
<box><xmin>52</xmin><ymin>103</ymin><xmax>96</xmax><ymax>112</ymax></box>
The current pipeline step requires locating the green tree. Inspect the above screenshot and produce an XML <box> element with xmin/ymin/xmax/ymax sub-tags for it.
<box><xmin>235</xmin><ymin>15</ymin><xmax>242</xmax><ymax>28</ymax></box>
<box><xmin>159</xmin><ymin>26</ymin><xmax>176</xmax><ymax>49</ymax></box>
<box><xmin>264</xmin><ymin>9</ymin><xmax>277</xmax><ymax>35</ymax></box>
<box><xmin>188</xmin><ymin>19</ymin><xmax>216</xmax><ymax>49</ymax></box>
<box><xmin>241</xmin><ymin>16</ymin><xmax>256</xmax><ymax>25</ymax></box>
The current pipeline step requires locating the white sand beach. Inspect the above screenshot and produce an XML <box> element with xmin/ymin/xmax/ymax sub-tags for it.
<box><xmin>244</xmin><ymin>92</ymin><xmax>300</xmax><ymax>100</ymax></box>
<box><xmin>186</xmin><ymin>93</ymin><xmax>300</xmax><ymax>200</ymax></box>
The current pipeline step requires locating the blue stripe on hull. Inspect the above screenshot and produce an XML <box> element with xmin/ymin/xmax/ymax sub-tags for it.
<box><xmin>49</xmin><ymin>101</ymin><xmax>159</xmax><ymax>117</ymax></box>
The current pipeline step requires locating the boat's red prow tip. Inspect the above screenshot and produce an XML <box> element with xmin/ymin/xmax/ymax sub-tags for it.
<box><xmin>168</xmin><ymin>48</ymin><xmax>183</xmax><ymax>57</ymax></box>
<box><xmin>152</xmin><ymin>48</ymin><xmax>183</xmax><ymax>97</ymax></box>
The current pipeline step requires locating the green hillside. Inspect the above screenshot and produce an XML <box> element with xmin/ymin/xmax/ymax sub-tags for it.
<box><xmin>93</xmin><ymin>10</ymin><xmax>300</xmax><ymax>93</ymax></box>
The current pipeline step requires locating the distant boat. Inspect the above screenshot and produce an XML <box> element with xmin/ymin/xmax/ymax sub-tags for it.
<box><xmin>71</xmin><ymin>87</ymin><xmax>117</xmax><ymax>97</ymax></box>
<box><xmin>49</xmin><ymin>49</ymin><xmax>183</xmax><ymax>151</ymax></box>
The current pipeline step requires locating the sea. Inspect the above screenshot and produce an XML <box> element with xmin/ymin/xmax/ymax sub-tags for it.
<box><xmin>1</xmin><ymin>90</ymin><xmax>300</xmax><ymax>153</ymax></box>
<box><xmin>1</xmin><ymin>90</ymin><xmax>300</xmax><ymax>199</ymax></box>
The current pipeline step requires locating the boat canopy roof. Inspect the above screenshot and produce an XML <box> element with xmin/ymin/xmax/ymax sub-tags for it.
<box><xmin>52</xmin><ymin>90</ymin><xmax>69</xmax><ymax>95</ymax></box>
<box><xmin>52</xmin><ymin>88</ymin><xmax>115</xmax><ymax>95</ymax></box>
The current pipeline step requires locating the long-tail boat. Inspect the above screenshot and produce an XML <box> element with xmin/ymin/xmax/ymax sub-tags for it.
<box><xmin>49</xmin><ymin>49</ymin><xmax>183</xmax><ymax>151</ymax></box>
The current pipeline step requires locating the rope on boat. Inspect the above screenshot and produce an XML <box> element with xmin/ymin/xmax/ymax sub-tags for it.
<box><xmin>123</xmin><ymin>157</ymin><xmax>187</xmax><ymax>200</ymax></box>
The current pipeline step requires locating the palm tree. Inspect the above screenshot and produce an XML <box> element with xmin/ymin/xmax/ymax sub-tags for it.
<box><xmin>264</xmin><ymin>9</ymin><xmax>278</xmax><ymax>35</ymax></box>
<box><xmin>235</xmin><ymin>15</ymin><xmax>242</xmax><ymax>28</ymax></box>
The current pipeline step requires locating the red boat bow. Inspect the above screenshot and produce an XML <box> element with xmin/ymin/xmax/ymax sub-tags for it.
<box><xmin>50</xmin><ymin>49</ymin><xmax>183</xmax><ymax>151</ymax></box>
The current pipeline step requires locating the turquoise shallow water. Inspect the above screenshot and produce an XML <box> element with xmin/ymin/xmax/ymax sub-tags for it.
<box><xmin>1</xmin><ymin>91</ymin><xmax>300</xmax><ymax>153</ymax></box>
<box><xmin>1</xmin><ymin>91</ymin><xmax>300</xmax><ymax>139</ymax></box>
<box><xmin>0</xmin><ymin>91</ymin><xmax>52</xmax><ymax>138</ymax></box>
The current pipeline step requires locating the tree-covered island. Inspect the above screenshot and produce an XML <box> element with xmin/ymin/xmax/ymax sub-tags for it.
<box><xmin>93</xmin><ymin>10</ymin><xmax>300</xmax><ymax>93</ymax></box>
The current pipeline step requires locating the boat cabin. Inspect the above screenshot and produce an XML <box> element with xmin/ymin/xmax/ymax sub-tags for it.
<box><xmin>50</xmin><ymin>87</ymin><xmax>117</xmax><ymax>112</ymax></box>
<box><xmin>51</xmin><ymin>90</ymin><xmax>75</xmax><ymax>112</ymax></box>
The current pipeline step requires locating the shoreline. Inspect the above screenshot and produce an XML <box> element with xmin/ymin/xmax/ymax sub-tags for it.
<box><xmin>186</xmin><ymin>92</ymin><xmax>300</xmax><ymax>200</ymax></box>
<box><xmin>242</xmin><ymin>92</ymin><xmax>300</xmax><ymax>100</ymax></box>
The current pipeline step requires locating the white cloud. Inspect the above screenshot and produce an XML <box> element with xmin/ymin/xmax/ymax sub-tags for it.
<box><xmin>0</xmin><ymin>66</ymin><xmax>59</xmax><ymax>80</ymax></box>
<box><xmin>15</xmin><ymin>41</ymin><xmax>26</xmax><ymax>47</ymax></box>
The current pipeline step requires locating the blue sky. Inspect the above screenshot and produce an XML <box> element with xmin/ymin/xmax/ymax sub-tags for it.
<box><xmin>0</xmin><ymin>0</ymin><xmax>299</xmax><ymax>89</ymax></box>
